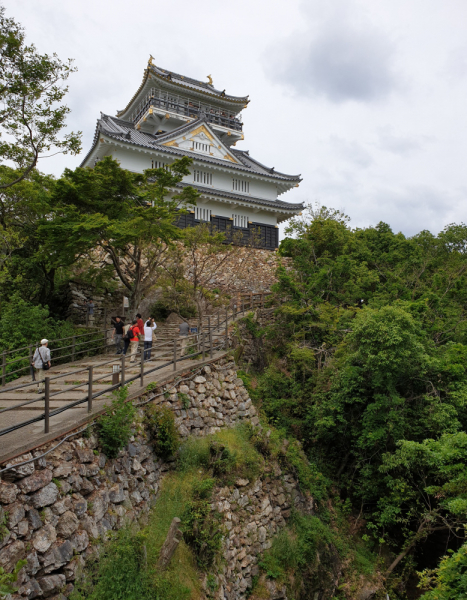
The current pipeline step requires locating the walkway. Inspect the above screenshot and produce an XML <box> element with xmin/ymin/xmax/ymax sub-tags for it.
<box><xmin>0</xmin><ymin>348</ymin><xmax>227</xmax><ymax>464</ymax></box>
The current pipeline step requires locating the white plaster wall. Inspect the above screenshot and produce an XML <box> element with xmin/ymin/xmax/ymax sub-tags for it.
<box><xmin>105</xmin><ymin>145</ymin><xmax>280</xmax><ymax>226</ymax></box>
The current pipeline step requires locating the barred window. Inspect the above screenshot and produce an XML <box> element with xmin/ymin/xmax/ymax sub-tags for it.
<box><xmin>193</xmin><ymin>170</ymin><xmax>213</xmax><ymax>185</ymax></box>
<box><xmin>233</xmin><ymin>214</ymin><xmax>248</xmax><ymax>228</ymax></box>
<box><xmin>195</xmin><ymin>207</ymin><xmax>211</xmax><ymax>222</ymax></box>
<box><xmin>151</xmin><ymin>160</ymin><xmax>168</xmax><ymax>169</ymax></box>
<box><xmin>232</xmin><ymin>179</ymin><xmax>249</xmax><ymax>193</ymax></box>
<box><xmin>193</xmin><ymin>141</ymin><xmax>210</xmax><ymax>153</ymax></box>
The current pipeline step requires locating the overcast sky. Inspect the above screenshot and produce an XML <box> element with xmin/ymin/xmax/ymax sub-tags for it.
<box><xmin>5</xmin><ymin>0</ymin><xmax>467</xmax><ymax>238</ymax></box>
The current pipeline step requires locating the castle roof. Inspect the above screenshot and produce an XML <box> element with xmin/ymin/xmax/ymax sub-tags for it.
<box><xmin>117</xmin><ymin>62</ymin><xmax>249</xmax><ymax>119</ymax></box>
<box><xmin>177</xmin><ymin>182</ymin><xmax>304</xmax><ymax>214</ymax></box>
<box><xmin>82</xmin><ymin>114</ymin><xmax>302</xmax><ymax>185</ymax></box>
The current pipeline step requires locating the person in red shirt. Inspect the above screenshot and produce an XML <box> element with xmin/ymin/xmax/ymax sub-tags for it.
<box><xmin>136</xmin><ymin>313</ymin><xmax>144</xmax><ymax>334</ymax></box>
<box><xmin>129</xmin><ymin>319</ymin><xmax>141</xmax><ymax>363</ymax></box>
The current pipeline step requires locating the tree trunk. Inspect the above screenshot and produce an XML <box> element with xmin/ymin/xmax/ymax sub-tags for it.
<box><xmin>157</xmin><ymin>517</ymin><xmax>183</xmax><ymax>571</ymax></box>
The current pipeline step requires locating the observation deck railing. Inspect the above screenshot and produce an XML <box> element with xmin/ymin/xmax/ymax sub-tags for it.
<box><xmin>132</xmin><ymin>89</ymin><xmax>243</xmax><ymax>132</ymax></box>
<box><xmin>0</xmin><ymin>292</ymin><xmax>272</xmax><ymax>438</ymax></box>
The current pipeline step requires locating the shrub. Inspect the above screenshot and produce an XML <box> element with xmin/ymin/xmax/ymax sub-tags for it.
<box><xmin>98</xmin><ymin>386</ymin><xmax>136</xmax><ymax>458</ymax></box>
<box><xmin>177</xmin><ymin>426</ymin><xmax>262</xmax><ymax>482</ymax></box>
<box><xmin>182</xmin><ymin>478</ymin><xmax>223</xmax><ymax>570</ymax></box>
<box><xmin>145</xmin><ymin>405</ymin><xmax>180</xmax><ymax>459</ymax></box>
<box><xmin>0</xmin><ymin>559</ymin><xmax>27</xmax><ymax>597</ymax></box>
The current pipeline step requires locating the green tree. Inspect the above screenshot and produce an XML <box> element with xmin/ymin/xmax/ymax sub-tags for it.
<box><xmin>377</xmin><ymin>433</ymin><xmax>467</xmax><ymax>575</ymax></box>
<box><xmin>160</xmin><ymin>222</ymin><xmax>250</xmax><ymax>320</ymax></box>
<box><xmin>41</xmin><ymin>156</ymin><xmax>199</xmax><ymax>311</ymax></box>
<box><xmin>418</xmin><ymin>543</ymin><xmax>467</xmax><ymax>599</ymax></box>
<box><xmin>0</xmin><ymin>6</ymin><xmax>81</xmax><ymax>188</ymax></box>
<box><xmin>0</xmin><ymin>166</ymin><xmax>59</xmax><ymax>306</ymax></box>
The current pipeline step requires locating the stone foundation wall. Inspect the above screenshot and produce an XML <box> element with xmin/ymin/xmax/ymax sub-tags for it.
<box><xmin>214</xmin><ymin>466</ymin><xmax>314</xmax><ymax>600</ymax></box>
<box><xmin>145</xmin><ymin>362</ymin><xmax>259</xmax><ymax>437</ymax></box>
<box><xmin>0</xmin><ymin>358</ymin><xmax>306</xmax><ymax>600</ymax></box>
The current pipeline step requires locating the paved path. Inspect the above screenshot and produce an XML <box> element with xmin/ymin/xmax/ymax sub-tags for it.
<box><xmin>0</xmin><ymin>348</ymin><xmax>228</xmax><ymax>464</ymax></box>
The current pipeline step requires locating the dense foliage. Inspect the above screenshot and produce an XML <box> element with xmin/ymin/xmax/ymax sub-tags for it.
<box><xmin>246</xmin><ymin>205</ymin><xmax>467</xmax><ymax>594</ymax></box>
<box><xmin>0</xmin><ymin>6</ymin><xmax>81</xmax><ymax>188</ymax></box>
<box><xmin>98</xmin><ymin>386</ymin><xmax>136</xmax><ymax>458</ymax></box>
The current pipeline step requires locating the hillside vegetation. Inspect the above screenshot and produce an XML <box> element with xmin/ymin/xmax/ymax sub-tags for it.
<box><xmin>239</xmin><ymin>205</ymin><xmax>467</xmax><ymax>598</ymax></box>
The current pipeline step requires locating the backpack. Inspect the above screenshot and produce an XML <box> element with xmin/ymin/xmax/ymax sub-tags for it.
<box><xmin>124</xmin><ymin>327</ymin><xmax>136</xmax><ymax>341</ymax></box>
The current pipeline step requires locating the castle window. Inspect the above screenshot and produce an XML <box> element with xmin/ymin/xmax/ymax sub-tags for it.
<box><xmin>233</xmin><ymin>214</ymin><xmax>248</xmax><ymax>228</ymax></box>
<box><xmin>232</xmin><ymin>179</ymin><xmax>249</xmax><ymax>193</ymax></box>
<box><xmin>151</xmin><ymin>160</ymin><xmax>167</xmax><ymax>169</ymax></box>
<box><xmin>195</xmin><ymin>207</ymin><xmax>211</xmax><ymax>222</ymax></box>
<box><xmin>193</xmin><ymin>170</ymin><xmax>213</xmax><ymax>185</ymax></box>
<box><xmin>193</xmin><ymin>141</ymin><xmax>211</xmax><ymax>153</ymax></box>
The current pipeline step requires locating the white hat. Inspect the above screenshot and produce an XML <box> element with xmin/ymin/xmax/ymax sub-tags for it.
<box><xmin>41</xmin><ymin>339</ymin><xmax>48</xmax><ymax>345</ymax></box>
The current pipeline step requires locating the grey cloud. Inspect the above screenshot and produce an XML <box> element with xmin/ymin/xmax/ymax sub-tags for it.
<box><xmin>329</xmin><ymin>136</ymin><xmax>374</xmax><ymax>167</ymax></box>
<box><xmin>266</xmin><ymin>21</ymin><xmax>398</xmax><ymax>103</ymax></box>
<box><xmin>377</xmin><ymin>129</ymin><xmax>432</xmax><ymax>156</ymax></box>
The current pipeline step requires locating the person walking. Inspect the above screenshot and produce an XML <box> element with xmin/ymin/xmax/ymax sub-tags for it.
<box><xmin>86</xmin><ymin>299</ymin><xmax>95</xmax><ymax>326</ymax></box>
<box><xmin>136</xmin><ymin>313</ymin><xmax>144</xmax><ymax>334</ymax></box>
<box><xmin>122</xmin><ymin>321</ymin><xmax>131</xmax><ymax>356</ymax></box>
<box><xmin>31</xmin><ymin>339</ymin><xmax>51</xmax><ymax>393</ymax></box>
<box><xmin>143</xmin><ymin>318</ymin><xmax>157</xmax><ymax>360</ymax></box>
<box><xmin>128</xmin><ymin>319</ymin><xmax>141</xmax><ymax>364</ymax></box>
<box><xmin>178</xmin><ymin>319</ymin><xmax>190</xmax><ymax>357</ymax></box>
<box><xmin>112</xmin><ymin>316</ymin><xmax>124</xmax><ymax>354</ymax></box>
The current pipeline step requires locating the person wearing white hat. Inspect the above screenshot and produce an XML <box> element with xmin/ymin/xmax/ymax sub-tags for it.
<box><xmin>31</xmin><ymin>339</ymin><xmax>51</xmax><ymax>393</ymax></box>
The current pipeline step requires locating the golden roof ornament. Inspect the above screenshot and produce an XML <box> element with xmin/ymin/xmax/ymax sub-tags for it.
<box><xmin>207</xmin><ymin>74</ymin><xmax>213</xmax><ymax>85</ymax></box>
<box><xmin>148</xmin><ymin>55</ymin><xmax>154</xmax><ymax>66</ymax></box>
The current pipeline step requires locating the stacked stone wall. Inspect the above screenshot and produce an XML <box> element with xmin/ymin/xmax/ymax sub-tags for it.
<box><xmin>0</xmin><ymin>358</ymin><xmax>306</xmax><ymax>600</ymax></box>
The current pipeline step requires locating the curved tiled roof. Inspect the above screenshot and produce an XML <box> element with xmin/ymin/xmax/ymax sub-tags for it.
<box><xmin>150</xmin><ymin>64</ymin><xmax>249</xmax><ymax>103</ymax></box>
<box><xmin>117</xmin><ymin>63</ymin><xmax>248</xmax><ymax>118</ymax></box>
<box><xmin>176</xmin><ymin>182</ymin><xmax>304</xmax><ymax>212</ymax></box>
<box><xmin>84</xmin><ymin>114</ymin><xmax>302</xmax><ymax>184</ymax></box>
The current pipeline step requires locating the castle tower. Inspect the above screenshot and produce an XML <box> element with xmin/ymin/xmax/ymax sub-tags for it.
<box><xmin>80</xmin><ymin>60</ymin><xmax>303</xmax><ymax>249</ymax></box>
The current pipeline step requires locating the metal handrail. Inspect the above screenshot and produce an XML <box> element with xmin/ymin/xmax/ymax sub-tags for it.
<box><xmin>0</xmin><ymin>301</ymin><xmax>265</xmax><ymax>437</ymax></box>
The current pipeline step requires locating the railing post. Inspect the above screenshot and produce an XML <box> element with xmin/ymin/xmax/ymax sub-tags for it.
<box><xmin>242</xmin><ymin>299</ymin><xmax>245</xmax><ymax>315</ymax></box>
<box><xmin>225</xmin><ymin>310</ymin><xmax>229</xmax><ymax>348</ymax></box>
<box><xmin>44</xmin><ymin>377</ymin><xmax>50</xmax><ymax>433</ymax></box>
<box><xmin>208</xmin><ymin>320</ymin><xmax>213</xmax><ymax>358</ymax></box>
<box><xmin>140</xmin><ymin>347</ymin><xmax>144</xmax><ymax>387</ymax></box>
<box><xmin>103</xmin><ymin>324</ymin><xmax>107</xmax><ymax>351</ymax></box>
<box><xmin>173</xmin><ymin>339</ymin><xmax>177</xmax><ymax>371</ymax></box>
<box><xmin>217</xmin><ymin>312</ymin><xmax>220</xmax><ymax>331</ymax></box>
<box><xmin>201</xmin><ymin>330</ymin><xmax>205</xmax><ymax>360</ymax></box>
<box><xmin>250</xmin><ymin>293</ymin><xmax>253</xmax><ymax>310</ymax></box>
<box><xmin>121</xmin><ymin>355</ymin><xmax>126</xmax><ymax>387</ymax></box>
<box><xmin>72</xmin><ymin>336</ymin><xmax>76</xmax><ymax>362</ymax></box>
<box><xmin>2</xmin><ymin>350</ymin><xmax>6</xmax><ymax>387</ymax></box>
<box><xmin>208</xmin><ymin>317</ymin><xmax>213</xmax><ymax>358</ymax></box>
<box><xmin>86</xmin><ymin>310</ymin><xmax>89</xmax><ymax>328</ymax></box>
<box><xmin>87</xmin><ymin>366</ymin><xmax>93</xmax><ymax>413</ymax></box>
<box><xmin>28</xmin><ymin>345</ymin><xmax>33</xmax><ymax>381</ymax></box>
<box><xmin>103</xmin><ymin>307</ymin><xmax>107</xmax><ymax>328</ymax></box>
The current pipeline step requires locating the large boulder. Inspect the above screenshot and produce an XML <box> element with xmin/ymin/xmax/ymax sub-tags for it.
<box><xmin>33</xmin><ymin>524</ymin><xmax>57</xmax><ymax>553</ymax></box>
<box><xmin>0</xmin><ymin>540</ymin><xmax>25</xmax><ymax>572</ymax></box>
<box><xmin>18</xmin><ymin>469</ymin><xmax>52</xmax><ymax>494</ymax></box>
<box><xmin>30</xmin><ymin>482</ymin><xmax>59</xmax><ymax>508</ymax></box>
<box><xmin>56</xmin><ymin>511</ymin><xmax>79</xmax><ymax>539</ymax></box>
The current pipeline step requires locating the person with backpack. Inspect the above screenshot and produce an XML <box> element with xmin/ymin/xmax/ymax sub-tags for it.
<box><xmin>31</xmin><ymin>339</ymin><xmax>51</xmax><ymax>393</ymax></box>
<box><xmin>126</xmin><ymin>319</ymin><xmax>141</xmax><ymax>364</ymax></box>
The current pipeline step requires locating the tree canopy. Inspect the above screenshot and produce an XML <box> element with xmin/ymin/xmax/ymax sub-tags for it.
<box><xmin>247</xmin><ymin>204</ymin><xmax>467</xmax><ymax>591</ymax></box>
<box><xmin>0</xmin><ymin>6</ymin><xmax>81</xmax><ymax>188</ymax></box>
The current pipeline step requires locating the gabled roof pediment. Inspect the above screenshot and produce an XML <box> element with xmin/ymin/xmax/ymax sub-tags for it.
<box><xmin>157</xmin><ymin>120</ymin><xmax>239</xmax><ymax>164</ymax></box>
